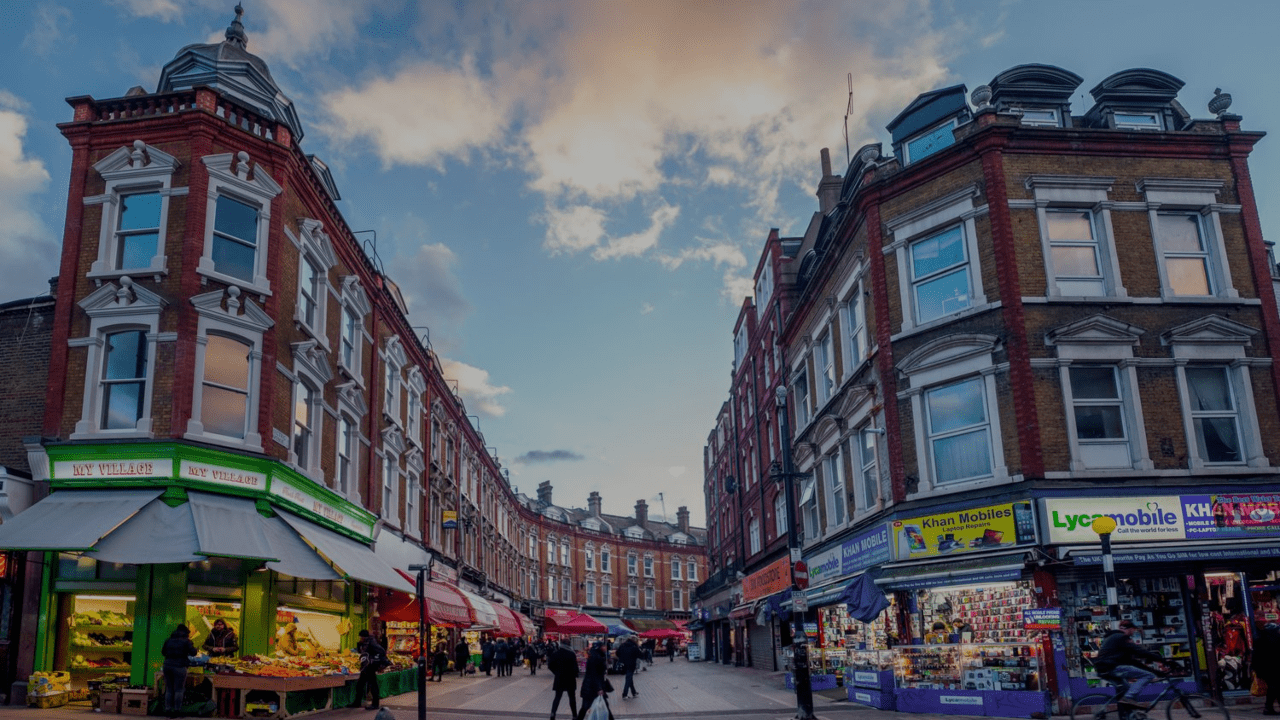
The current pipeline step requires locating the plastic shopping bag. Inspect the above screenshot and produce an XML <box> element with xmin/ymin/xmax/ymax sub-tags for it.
<box><xmin>585</xmin><ymin>697</ymin><xmax>610</xmax><ymax>720</ymax></box>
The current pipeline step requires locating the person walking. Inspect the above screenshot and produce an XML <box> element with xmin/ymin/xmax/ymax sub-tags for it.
<box><xmin>160</xmin><ymin>624</ymin><xmax>197</xmax><ymax>719</ymax></box>
<box><xmin>431</xmin><ymin>644</ymin><xmax>449</xmax><ymax>681</ymax></box>
<box><xmin>1254</xmin><ymin>621</ymin><xmax>1280</xmax><ymax>714</ymax></box>
<box><xmin>615</xmin><ymin>636</ymin><xmax>641</xmax><ymax>699</ymax></box>
<box><xmin>577</xmin><ymin>641</ymin><xmax>614</xmax><ymax>720</ymax></box>
<box><xmin>347</xmin><ymin>629</ymin><xmax>388</xmax><ymax>710</ymax></box>
<box><xmin>201</xmin><ymin>618</ymin><xmax>239</xmax><ymax>658</ymax></box>
<box><xmin>494</xmin><ymin>638</ymin><xmax>510</xmax><ymax>677</ymax></box>
<box><xmin>1093</xmin><ymin>620</ymin><xmax>1166</xmax><ymax>707</ymax></box>
<box><xmin>665</xmin><ymin>636</ymin><xmax>676</xmax><ymax>661</ymax></box>
<box><xmin>524</xmin><ymin>639</ymin><xmax>541</xmax><ymax>675</ymax></box>
<box><xmin>548</xmin><ymin>638</ymin><xmax>579</xmax><ymax>720</ymax></box>
<box><xmin>481</xmin><ymin>636</ymin><xmax>495</xmax><ymax>676</ymax></box>
<box><xmin>641</xmin><ymin>637</ymin><xmax>655</xmax><ymax>668</ymax></box>
<box><xmin>454</xmin><ymin>638</ymin><xmax>471</xmax><ymax>677</ymax></box>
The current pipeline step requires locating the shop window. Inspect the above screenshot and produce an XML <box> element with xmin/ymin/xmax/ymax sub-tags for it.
<box><xmin>87</xmin><ymin>141</ymin><xmax>181</xmax><ymax>282</ymax></box>
<box><xmin>187</xmin><ymin>557</ymin><xmax>244</xmax><ymax>586</ymax></box>
<box><xmin>197</xmin><ymin>152</ymin><xmax>281</xmax><ymax>295</ymax></box>
<box><xmin>64</xmin><ymin>594</ymin><xmax>135</xmax><ymax>676</ymax></box>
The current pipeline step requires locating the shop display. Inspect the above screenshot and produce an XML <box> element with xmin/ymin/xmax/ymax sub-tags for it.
<box><xmin>275</xmin><ymin>607</ymin><xmax>347</xmax><ymax>656</ymax></box>
<box><xmin>1060</xmin><ymin>577</ymin><xmax>1192</xmax><ymax>687</ymax></box>
<box><xmin>895</xmin><ymin>643</ymin><xmax>1041</xmax><ymax>691</ymax></box>
<box><xmin>67</xmin><ymin>596</ymin><xmax>134</xmax><ymax>674</ymax></box>
<box><xmin>920</xmin><ymin>583</ymin><xmax>1034</xmax><ymax>643</ymax></box>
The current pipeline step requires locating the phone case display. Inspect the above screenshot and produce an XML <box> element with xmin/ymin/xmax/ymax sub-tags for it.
<box><xmin>820</xmin><ymin>600</ymin><xmax>897</xmax><ymax>650</ymax></box>
<box><xmin>848</xmin><ymin>649</ymin><xmax>895</xmax><ymax>687</ymax></box>
<box><xmin>895</xmin><ymin>643</ymin><xmax>1040</xmax><ymax>690</ymax></box>
<box><xmin>921</xmin><ymin>583</ymin><xmax>1034</xmax><ymax>644</ymax></box>
<box><xmin>68</xmin><ymin>596</ymin><xmax>134</xmax><ymax>673</ymax></box>
<box><xmin>814</xmin><ymin>647</ymin><xmax>846</xmax><ymax>681</ymax></box>
<box><xmin>1059</xmin><ymin>577</ymin><xmax>1191</xmax><ymax>686</ymax></box>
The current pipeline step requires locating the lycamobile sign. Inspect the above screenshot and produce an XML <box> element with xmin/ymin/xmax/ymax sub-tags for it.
<box><xmin>1042</xmin><ymin>497</ymin><xmax>1185</xmax><ymax>543</ymax></box>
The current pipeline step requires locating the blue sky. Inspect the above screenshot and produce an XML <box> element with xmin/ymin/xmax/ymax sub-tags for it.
<box><xmin>3</xmin><ymin>1</ymin><xmax>1279</xmax><ymax>526</ymax></box>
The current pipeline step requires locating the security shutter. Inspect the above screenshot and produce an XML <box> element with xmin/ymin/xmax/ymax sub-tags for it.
<box><xmin>749</xmin><ymin>620</ymin><xmax>775</xmax><ymax>671</ymax></box>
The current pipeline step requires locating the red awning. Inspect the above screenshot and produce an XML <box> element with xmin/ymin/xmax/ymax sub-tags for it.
<box><xmin>388</xmin><ymin>569</ymin><xmax>473</xmax><ymax>627</ymax></box>
<box><xmin>638</xmin><ymin>628</ymin><xmax>683</xmax><ymax>639</ymax></box>
<box><xmin>492</xmin><ymin>603</ymin><xmax>524</xmax><ymax>637</ymax></box>
<box><xmin>556</xmin><ymin>612</ymin><xmax>607</xmax><ymax>635</ymax></box>
<box><xmin>543</xmin><ymin>607</ymin><xmax>579</xmax><ymax>632</ymax></box>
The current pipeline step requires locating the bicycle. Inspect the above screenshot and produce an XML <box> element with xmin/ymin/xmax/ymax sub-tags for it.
<box><xmin>1070</xmin><ymin>663</ymin><xmax>1230</xmax><ymax>720</ymax></box>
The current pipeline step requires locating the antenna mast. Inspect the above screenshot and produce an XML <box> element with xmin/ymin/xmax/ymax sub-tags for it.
<box><xmin>844</xmin><ymin>72</ymin><xmax>854</xmax><ymax>165</ymax></box>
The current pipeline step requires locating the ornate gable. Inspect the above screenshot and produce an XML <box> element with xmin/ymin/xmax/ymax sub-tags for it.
<box><xmin>1161</xmin><ymin>315</ymin><xmax>1258</xmax><ymax>347</ymax></box>
<box><xmin>1046</xmin><ymin>314</ymin><xmax>1144</xmax><ymax>347</ymax></box>
<box><xmin>78</xmin><ymin>277</ymin><xmax>167</xmax><ymax>318</ymax></box>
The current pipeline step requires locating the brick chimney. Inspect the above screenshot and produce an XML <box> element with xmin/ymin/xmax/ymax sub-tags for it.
<box><xmin>816</xmin><ymin>148</ymin><xmax>843</xmax><ymax>215</ymax></box>
<box><xmin>588</xmin><ymin>491</ymin><xmax>602</xmax><ymax>516</ymax></box>
<box><xmin>634</xmin><ymin>499</ymin><xmax>648</xmax><ymax>528</ymax></box>
<box><xmin>677</xmin><ymin>506</ymin><xmax>690</xmax><ymax>533</ymax></box>
<box><xmin>537</xmin><ymin>480</ymin><xmax>553</xmax><ymax>506</ymax></box>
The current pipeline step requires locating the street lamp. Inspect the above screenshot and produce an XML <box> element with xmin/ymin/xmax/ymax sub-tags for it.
<box><xmin>1090</xmin><ymin>516</ymin><xmax>1119</xmax><ymax>630</ymax></box>
<box><xmin>409</xmin><ymin>558</ymin><xmax>436</xmax><ymax>720</ymax></box>
<box><xmin>772</xmin><ymin>384</ymin><xmax>816</xmax><ymax>720</ymax></box>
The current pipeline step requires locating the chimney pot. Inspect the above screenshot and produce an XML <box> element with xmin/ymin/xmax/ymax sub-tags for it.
<box><xmin>536</xmin><ymin>480</ymin><xmax>553</xmax><ymax>505</ymax></box>
<box><xmin>635</xmin><ymin>499</ymin><xmax>648</xmax><ymax>528</ymax></box>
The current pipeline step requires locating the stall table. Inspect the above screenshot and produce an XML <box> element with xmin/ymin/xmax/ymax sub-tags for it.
<box><xmin>210</xmin><ymin>673</ymin><xmax>350</xmax><ymax>719</ymax></box>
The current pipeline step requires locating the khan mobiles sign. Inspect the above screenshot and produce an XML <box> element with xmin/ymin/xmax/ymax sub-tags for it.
<box><xmin>1041</xmin><ymin>495</ymin><xmax>1280</xmax><ymax>544</ymax></box>
<box><xmin>54</xmin><ymin>458</ymin><xmax>173</xmax><ymax>480</ymax></box>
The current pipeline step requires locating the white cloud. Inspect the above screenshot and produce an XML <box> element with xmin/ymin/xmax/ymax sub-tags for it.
<box><xmin>590</xmin><ymin>202</ymin><xmax>679</xmax><ymax>261</ymax></box>
<box><xmin>22</xmin><ymin>3</ymin><xmax>73</xmax><ymax>57</ymax></box>
<box><xmin>384</xmin><ymin>219</ymin><xmax>471</xmax><ymax>352</ymax></box>
<box><xmin>657</xmin><ymin>241</ymin><xmax>747</xmax><ymax>271</ymax></box>
<box><xmin>108</xmin><ymin>0</ymin><xmax>184</xmax><ymax>22</ymax></box>
<box><xmin>543</xmin><ymin>204</ymin><xmax>606</xmax><ymax>255</ymax></box>
<box><xmin>721</xmin><ymin>270</ymin><xmax>755</xmax><ymax>305</ymax></box>
<box><xmin>640</xmin><ymin>302</ymin><xmax>654</xmax><ymax>315</ymax></box>
<box><xmin>439</xmin><ymin>358</ymin><xmax>512</xmax><ymax>418</ymax></box>
<box><xmin>666</xmin><ymin>466</ymin><xmax>686</xmax><ymax>479</ymax></box>
<box><xmin>0</xmin><ymin>99</ymin><xmax>55</xmax><ymax>297</ymax></box>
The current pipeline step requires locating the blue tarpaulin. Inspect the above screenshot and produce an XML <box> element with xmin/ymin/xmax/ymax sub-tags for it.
<box><xmin>836</xmin><ymin>573</ymin><xmax>890</xmax><ymax>622</ymax></box>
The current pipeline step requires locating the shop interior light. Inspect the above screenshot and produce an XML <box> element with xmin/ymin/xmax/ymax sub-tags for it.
<box><xmin>75</xmin><ymin>595</ymin><xmax>137</xmax><ymax>602</ymax></box>
<box><xmin>187</xmin><ymin>600</ymin><xmax>242</xmax><ymax>608</ymax></box>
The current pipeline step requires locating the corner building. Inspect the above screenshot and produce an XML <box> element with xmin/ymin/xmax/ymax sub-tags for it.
<box><xmin>704</xmin><ymin>64</ymin><xmax>1280</xmax><ymax>715</ymax></box>
<box><xmin>0</xmin><ymin>10</ymin><xmax>706</xmax><ymax>697</ymax></box>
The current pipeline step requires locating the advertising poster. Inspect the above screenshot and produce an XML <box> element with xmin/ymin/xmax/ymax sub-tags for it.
<box><xmin>842</xmin><ymin>524</ymin><xmax>892</xmax><ymax>575</ymax></box>
<box><xmin>1041</xmin><ymin>496</ymin><xmax>1280</xmax><ymax>544</ymax></box>
<box><xmin>1182</xmin><ymin>493</ymin><xmax>1280</xmax><ymax>538</ymax></box>
<box><xmin>1022</xmin><ymin>608</ymin><xmax>1061</xmax><ymax>630</ymax></box>
<box><xmin>442</xmin><ymin>510</ymin><xmax>457</xmax><ymax>530</ymax></box>
<box><xmin>891</xmin><ymin>502</ymin><xmax>1035</xmax><ymax>560</ymax></box>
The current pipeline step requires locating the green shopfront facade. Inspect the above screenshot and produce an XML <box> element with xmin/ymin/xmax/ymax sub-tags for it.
<box><xmin>6</xmin><ymin>442</ymin><xmax>403</xmax><ymax>688</ymax></box>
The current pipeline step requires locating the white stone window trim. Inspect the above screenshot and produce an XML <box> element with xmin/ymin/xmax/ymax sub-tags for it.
<box><xmin>287</xmin><ymin>339</ymin><xmax>333</xmax><ymax>482</ymax></box>
<box><xmin>1164</xmin><ymin>315</ymin><xmax>1267</xmax><ymax>470</ymax></box>
<box><xmin>896</xmin><ymin>333</ymin><xmax>1010</xmax><ymax>498</ymax></box>
<box><xmin>1043</xmin><ymin>314</ymin><xmax>1154</xmax><ymax>473</ymax></box>
<box><xmin>405</xmin><ymin>367</ymin><xmax>427</xmax><ymax>448</ymax></box>
<box><xmin>1137</xmin><ymin>178</ymin><xmax>1237</xmax><ymax>300</ymax></box>
<box><xmin>185</xmin><ymin>286</ymin><xmax>274</xmax><ymax>452</ymax></box>
<box><xmin>86</xmin><ymin>141</ymin><xmax>185</xmax><ymax>284</ymax></box>
<box><xmin>381</xmin><ymin>336</ymin><xmax>408</xmax><ymax>428</ymax></box>
<box><xmin>1021</xmin><ymin>175</ymin><xmax>1127</xmax><ymax>299</ymax></box>
<box><xmin>197</xmin><ymin>152</ymin><xmax>281</xmax><ymax>297</ymax></box>
<box><xmin>338</xmin><ymin>276</ymin><xmax>372</xmax><ymax>385</ymax></box>
<box><xmin>286</xmin><ymin>219</ymin><xmax>337</xmax><ymax>349</ymax></box>
<box><xmin>70</xmin><ymin>278</ymin><xmax>170</xmax><ymax>439</ymax></box>
<box><xmin>885</xmin><ymin>185</ymin><xmax>989</xmax><ymax>335</ymax></box>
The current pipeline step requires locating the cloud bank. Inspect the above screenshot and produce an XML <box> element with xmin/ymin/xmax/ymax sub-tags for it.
<box><xmin>514</xmin><ymin>450</ymin><xmax>586</xmax><ymax>464</ymax></box>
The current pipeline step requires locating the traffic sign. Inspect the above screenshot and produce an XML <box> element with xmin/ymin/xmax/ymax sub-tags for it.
<box><xmin>793</xmin><ymin>560</ymin><xmax>809</xmax><ymax>590</ymax></box>
<box><xmin>793</xmin><ymin>591</ymin><xmax>809</xmax><ymax>612</ymax></box>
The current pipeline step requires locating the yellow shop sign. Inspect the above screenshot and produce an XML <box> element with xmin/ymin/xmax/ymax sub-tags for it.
<box><xmin>891</xmin><ymin>501</ymin><xmax>1035</xmax><ymax>561</ymax></box>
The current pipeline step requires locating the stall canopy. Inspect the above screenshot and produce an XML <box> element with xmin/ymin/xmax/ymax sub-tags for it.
<box><xmin>455</xmin><ymin>587</ymin><xmax>500</xmax><ymax>629</ymax></box>
<box><xmin>543</xmin><ymin>607</ymin><xmax>579</xmax><ymax>632</ymax></box>
<box><xmin>874</xmin><ymin>552</ymin><xmax>1029</xmax><ymax>591</ymax></box>
<box><xmin>638</xmin><ymin>628</ymin><xmax>683</xmax><ymax>640</ymax></box>
<box><xmin>260</xmin><ymin>514</ymin><xmax>342</xmax><ymax>581</ymax></box>
<box><xmin>91</xmin><ymin>496</ymin><xmax>204</xmax><ymax>564</ymax></box>
<box><xmin>280</xmin><ymin>511</ymin><xmax>412</xmax><ymax>592</ymax></box>
<box><xmin>188</xmin><ymin>491</ymin><xmax>278</xmax><ymax>561</ymax></box>
<box><xmin>624</xmin><ymin>617</ymin><xmax>678</xmax><ymax>633</ymax></box>
<box><xmin>491</xmin><ymin>603</ymin><xmax>526</xmax><ymax>637</ymax></box>
<box><xmin>0</xmin><ymin>488</ymin><xmax>161</xmax><ymax>551</ymax></box>
<box><xmin>382</xmin><ymin>570</ymin><xmax>472</xmax><ymax>627</ymax></box>
<box><xmin>556</xmin><ymin>613</ymin><xmax>607</xmax><ymax>635</ymax></box>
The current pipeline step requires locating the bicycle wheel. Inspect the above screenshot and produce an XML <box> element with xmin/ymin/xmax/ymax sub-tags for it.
<box><xmin>1072</xmin><ymin>693</ymin><xmax>1119</xmax><ymax>719</ymax></box>
<box><xmin>1166</xmin><ymin>694</ymin><xmax>1230</xmax><ymax>720</ymax></box>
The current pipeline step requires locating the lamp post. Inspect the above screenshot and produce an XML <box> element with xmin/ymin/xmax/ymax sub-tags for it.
<box><xmin>409</xmin><ymin>558</ymin><xmax>436</xmax><ymax>720</ymax></box>
<box><xmin>1090</xmin><ymin>516</ymin><xmax>1120</xmax><ymax>630</ymax></box>
<box><xmin>772</xmin><ymin>384</ymin><xmax>816</xmax><ymax>720</ymax></box>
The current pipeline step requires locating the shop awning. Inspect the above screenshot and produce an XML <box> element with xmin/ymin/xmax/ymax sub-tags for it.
<box><xmin>0</xmin><ymin>488</ymin><xmax>161</xmax><ymax>551</ymax></box>
<box><xmin>91</xmin><ymin>497</ymin><xmax>204</xmax><ymax>564</ymax></box>
<box><xmin>188</xmin><ymin>491</ymin><xmax>278</xmax><ymax>561</ymax></box>
<box><xmin>382</xmin><ymin>572</ymin><xmax>473</xmax><ymax>627</ymax></box>
<box><xmin>280</xmin><ymin>511</ymin><xmax>412</xmax><ymax>592</ymax></box>
<box><xmin>456</xmin><ymin>586</ymin><xmax>500</xmax><ymax>629</ymax></box>
<box><xmin>625</xmin><ymin>617</ymin><xmax>679</xmax><ymax>632</ymax></box>
<box><xmin>543</xmin><ymin>607</ymin><xmax>579</xmax><ymax>632</ymax></box>
<box><xmin>728</xmin><ymin>603</ymin><xmax>755</xmax><ymax>620</ymax></box>
<box><xmin>557</xmin><ymin>612</ymin><xmax>607</xmax><ymax>635</ymax></box>
<box><xmin>874</xmin><ymin>552</ymin><xmax>1029</xmax><ymax>590</ymax></box>
<box><xmin>261</xmin><ymin>515</ymin><xmax>342</xmax><ymax>581</ymax></box>
<box><xmin>491</xmin><ymin>603</ymin><xmax>525</xmax><ymax>637</ymax></box>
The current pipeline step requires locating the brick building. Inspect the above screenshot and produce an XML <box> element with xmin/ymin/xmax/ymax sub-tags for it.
<box><xmin>701</xmin><ymin>64</ymin><xmax>1280</xmax><ymax>710</ymax></box>
<box><xmin>0</xmin><ymin>9</ymin><xmax>704</xmax><ymax>699</ymax></box>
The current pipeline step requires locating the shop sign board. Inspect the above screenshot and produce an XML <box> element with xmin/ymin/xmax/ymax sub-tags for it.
<box><xmin>842</xmin><ymin>524</ymin><xmax>891</xmax><ymax>575</ymax></box>
<box><xmin>53</xmin><ymin>457</ymin><xmax>173</xmax><ymax>481</ymax></box>
<box><xmin>1041</xmin><ymin>495</ymin><xmax>1280</xmax><ymax>544</ymax></box>
<box><xmin>179</xmin><ymin>460</ymin><xmax>266</xmax><ymax>492</ymax></box>
<box><xmin>442</xmin><ymin>510</ymin><xmax>458</xmax><ymax>530</ymax></box>
<box><xmin>1074</xmin><ymin>545</ymin><xmax>1280</xmax><ymax>565</ymax></box>
<box><xmin>891</xmin><ymin>502</ymin><xmax>1035</xmax><ymax>560</ymax></box>
<box><xmin>803</xmin><ymin>545</ymin><xmax>842</xmax><ymax>587</ymax></box>
<box><xmin>742</xmin><ymin>557</ymin><xmax>791</xmax><ymax>603</ymax></box>
<box><xmin>270</xmin><ymin>473</ymin><xmax>374</xmax><ymax>540</ymax></box>
<box><xmin>1023</xmin><ymin>608</ymin><xmax>1061</xmax><ymax>630</ymax></box>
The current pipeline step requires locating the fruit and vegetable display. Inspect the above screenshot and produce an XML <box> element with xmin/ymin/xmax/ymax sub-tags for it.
<box><xmin>70</xmin><ymin>654</ymin><xmax>129</xmax><ymax>670</ymax></box>
<box><xmin>71</xmin><ymin>631</ymin><xmax>132</xmax><ymax>649</ymax></box>
<box><xmin>71</xmin><ymin>610</ymin><xmax>132</xmax><ymax>628</ymax></box>
<box><xmin>218</xmin><ymin>652</ymin><xmax>359</xmax><ymax>677</ymax></box>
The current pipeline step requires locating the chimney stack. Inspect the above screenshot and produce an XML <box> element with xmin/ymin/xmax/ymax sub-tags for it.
<box><xmin>816</xmin><ymin>148</ymin><xmax>843</xmax><ymax>215</ymax></box>
<box><xmin>537</xmin><ymin>480</ymin><xmax>553</xmax><ymax>506</ymax></box>
<box><xmin>588</xmin><ymin>491</ymin><xmax>602</xmax><ymax>516</ymax></box>
<box><xmin>634</xmin><ymin>499</ymin><xmax>648</xmax><ymax>528</ymax></box>
<box><xmin>677</xmin><ymin>506</ymin><xmax>690</xmax><ymax>533</ymax></box>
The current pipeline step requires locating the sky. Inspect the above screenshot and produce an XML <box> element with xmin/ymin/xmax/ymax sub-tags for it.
<box><xmin>3</xmin><ymin>0</ymin><xmax>1280</xmax><ymax>528</ymax></box>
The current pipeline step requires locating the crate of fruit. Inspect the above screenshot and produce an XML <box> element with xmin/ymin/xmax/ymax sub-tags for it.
<box><xmin>29</xmin><ymin>692</ymin><xmax>69</xmax><ymax>709</ymax></box>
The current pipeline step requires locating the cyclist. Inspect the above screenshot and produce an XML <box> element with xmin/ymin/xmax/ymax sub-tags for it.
<box><xmin>1094</xmin><ymin>620</ymin><xmax>1167</xmax><ymax>708</ymax></box>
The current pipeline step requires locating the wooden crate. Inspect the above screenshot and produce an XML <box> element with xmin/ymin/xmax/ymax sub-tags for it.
<box><xmin>120</xmin><ymin>687</ymin><xmax>150</xmax><ymax>716</ymax></box>
<box><xmin>101</xmin><ymin>691</ymin><xmax>122</xmax><ymax>714</ymax></box>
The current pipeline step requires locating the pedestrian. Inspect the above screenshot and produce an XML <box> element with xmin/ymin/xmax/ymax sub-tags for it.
<box><xmin>432</xmin><ymin>644</ymin><xmax>449</xmax><ymax>682</ymax></box>
<box><xmin>578</xmin><ymin>641</ymin><xmax>614</xmax><ymax>720</ymax></box>
<box><xmin>347</xmin><ymin>629</ymin><xmax>388</xmax><ymax>710</ymax></box>
<box><xmin>1254</xmin><ymin>621</ymin><xmax>1280</xmax><ymax>714</ymax></box>
<box><xmin>481</xmin><ymin>636</ymin><xmax>495</xmax><ymax>676</ymax></box>
<box><xmin>641</xmin><ymin>637</ymin><xmax>655</xmax><ymax>668</ymax></box>
<box><xmin>615</xmin><ymin>636</ymin><xmax>641</xmax><ymax>699</ymax></box>
<box><xmin>548</xmin><ymin>638</ymin><xmax>580</xmax><ymax>720</ymax></box>
<box><xmin>665</xmin><ymin>636</ymin><xmax>676</xmax><ymax>661</ymax></box>
<box><xmin>201</xmin><ymin>618</ymin><xmax>239</xmax><ymax>658</ymax></box>
<box><xmin>524</xmin><ymin>639</ymin><xmax>541</xmax><ymax>675</ymax></box>
<box><xmin>160</xmin><ymin>624</ymin><xmax>196</xmax><ymax>719</ymax></box>
<box><xmin>1093</xmin><ymin>620</ymin><xmax>1166</xmax><ymax>707</ymax></box>
<box><xmin>454</xmin><ymin>638</ymin><xmax>470</xmax><ymax>678</ymax></box>
<box><xmin>494</xmin><ymin>638</ymin><xmax>510</xmax><ymax>677</ymax></box>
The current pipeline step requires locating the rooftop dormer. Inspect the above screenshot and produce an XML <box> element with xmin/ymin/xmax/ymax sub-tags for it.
<box><xmin>987</xmin><ymin>63</ymin><xmax>1083</xmax><ymax>129</ymax></box>
<box><xmin>1083</xmin><ymin>68</ymin><xmax>1189</xmax><ymax>132</ymax></box>
<box><xmin>886</xmin><ymin>84</ymin><xmax>969</xmax><ymax>166</ymax></box>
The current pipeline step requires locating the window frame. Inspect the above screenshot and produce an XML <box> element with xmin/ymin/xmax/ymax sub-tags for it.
<box><xmin>644</xmin><ymin>585</ymin><xmax>655</xmax><ymax>610</ymax></box>
<box><xmin>1012</xmin><ymin>107</ymin><xmax>1061</xmax><ymax>128</ymax></box>
<box><xmin>643</xmin><ymin>554</ymin><xmax>653</xmax><ymax>578</ymax></box>
<box><xmin>903</xmin><ymin>118</ymin><xmax>958</xmax><ymax>165</ymax></box>
<box><xmin>382</xmin><ymin>336</ymin><xmax>407</xmax><ymax>427</ymax></box>
<box><xmin>185</xmin><ymin>287</ymin><xmax>272</xmax><ymax>451</ymax></box>
<box><xmin>1113</xmin><ymin>111</ymin><xmax>1162</xmax><ymax>131</ymax></box>
<box><xmin>687</xmin><ymin>561</ymin><xmax>697</xmax><ymax>582</ymax></box>
<box><xmin>288</xmin><ymin>219</ymin><xmax>336</xmax><ymax>347</ymax></box>
<box><xmin>87</xmin><ymin>141</ymin><xmax>182</xmax><ymax>282</ymax></box>
<box><xmin>857</xmin><ymin>427</ymin><xmax>879</xmax><ymax>511</ymax></box>
<box><xmin>815</xmin><ymin>331</ymin><xmax>836</xmax><ymax>407</ymax></box>
<box><xmin>824</xmin><ymin>448</ymin><xmax>846</xmax><ymax>529</ymax></box>
<box><xmin>1139</xmin><ymin>178</ymin><xmax>1236</xmax><ymax>301</ymax></box>
<box><xmin>197</xmin><ymin>152</ymin><xmax>282</xmax><ymax>296</ymax></box>
<box><xmin>748</xmin><ymin>516</ymin><xmax>761</xmax><ymax>554</ymax></box>
<box><xmin>799</xmin><ymin>478</ymin><xmax>819</xmax><ymax>541</ymax></box>
<box><xmin>627</xmin><ymin>553</ymin><xmax>637</xmax><ymax>577</ymax></box>
<box><xmin>774</xmin><ymin>492</ymin><xmax>787</xmax><ymax>538</ymax></box>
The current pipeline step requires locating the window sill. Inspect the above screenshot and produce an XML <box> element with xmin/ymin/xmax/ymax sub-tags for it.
<box><xmin>196</xmin><ymin>264</ymin><xmax>272</xmax><ymax>298</ymax></box>
<box><xmin>88</xmin><ymin>264</ymin><xmax>168</xmax><ymax>286</ymax></box>
<box><xmin>69</xmin><ymin>427</ymin><xmax>154</xmax><ymax>442</ymax></box>
<box><xmin>1045</xmin><ymin>466</ymin><xmax>1280</xmax><ymax>480</ymax></box>
<box><xmin>909</xmin><ymin>470</ymin><xmax>1018</xmax><ymax>500</ymax></box>
<box><xmin>294</xmin><ymin>317</ymin><xmax>332</xmax><ymax>353</ymax></box>
<box><xmin>1023</xmin><ymin>295</ymin><xmax>1257</xmax><ymax>306</ymax></box>
<box><xmin>892</xmin><ymin>301</ymin><xmax>1001</xmax><ymax>343</ymax></box>
<box><xmin>184</xmin><ymin>427</ymin><xmax>264</xmax><ymax>454</ymax></box>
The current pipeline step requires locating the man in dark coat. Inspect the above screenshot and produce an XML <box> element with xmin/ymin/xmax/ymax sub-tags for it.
<box><xmin>615</xmin><ymin>636</ymin><xmax>641</xmax><ymax>699</ymax></box>
<box><xmin>641</xmin><ymin>637</ymin><xmax>656</xmax><ymax>668</ymax></box>
<box><xmin>548</xmin><ymin>639</ymin><xmax>580</xmax><ymax>720</ymax></box>
<box><xmin>523</xmin><ymin>640</ymin><xmax>541</xmax><ymax>675</ymax></box>
<box><xmin>494</xmin><ymin>638</ymin><xmax>510</xmax><ymax>677</ymax></box>
<box><xmin>578</xmin><ymin>642</ymin><xmax>613</xmax><ymax>720</ymax></box>
<box><xmin>1254</xmin><ymin>621</ymin><xmax>1280</xmax><ymax>715</ymax></box>
<box><xmin>454</xmin><ymin>639</ymin><xmax>471</xmax><ymax>678</ymax></box>
<box><xmin>1093</xmin><ymin>620</ymin><xmax>1166</xmax><ymax>706</ymax></box>
<box><xmin>665</xmin><ymin>636</ymin><xmax>676</xmax><ymax>661</ymax></box>
<box><xmin>481</xmin><ymin>636</ymin><xmax>495</xmax><ymax>676</ymax></box>
<box><xmin>347</xmin><ymin>630</ymin><xmax>388</xmax><ymax>710</ymax></box>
